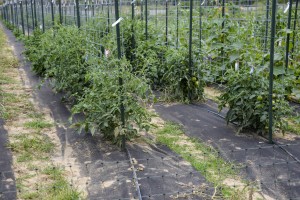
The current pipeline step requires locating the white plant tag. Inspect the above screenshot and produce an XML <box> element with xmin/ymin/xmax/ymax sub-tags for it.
<box><xmin>284</xmin><ymin>2</ymin><xmax>289</xmax><ymax>13</ymax></box>
<box><xmin>112</xmin><ymin>17</ymin><xmax>123</xmax><ymax>27</ymax></box>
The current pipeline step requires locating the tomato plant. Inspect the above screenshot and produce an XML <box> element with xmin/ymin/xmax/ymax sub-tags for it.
<box><xmin>71</xmin><ymin>57</ymin><xmax>152</xmax><ymax>145</ymax></box>
<box><xmin>218</xmin><ymin>69</ymin><xmax>292</xmax><ymax>134</ymax></box>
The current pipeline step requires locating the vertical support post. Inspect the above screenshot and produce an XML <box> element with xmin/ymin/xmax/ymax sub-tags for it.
<box><xmin>131</xmin><ymin>0</ymin><xmax>134</xmax><ymax>20</ymax></box>
<box><xmin>3</xmin><ymin>5</ymin><xmax>5</xmax><ymax>22</ymax></box>
<box><xmin>199</xmin><ymin>0</ymin><xmax>202</xmax><ymax>51</ymax></box>
<box><xmin>188</xmin><ymin>0</ymin><xmax>192</xmax><ymax>100</ymax></box>
<box><xmin>74</xmin><ymin>1</ymin><xmax>76</xmax><ymax>25</ymax></box>
<box><xmin>15</xmin><ymin>0</ymin><xmax>18</xmax><ymax>26</ymax></box>
<box><xmin>5</xmin><ymin>4</ymin><xmax>7</xmax><ymax>22</ymax></box>
<box><xmin>285</xmin><ymin>0</ymin><xmax>293</xmax><ymax>72</ymax></box>
<box><xmin>155</xmin><ymin>0</ymin><xmax>157</xmax><ymax>28</ymax></box>
<box><xmin>25</xmin><ymin>0</ymin><xmax>29</xmax><ymax>35</ymax></box>
<box><xmin>145</xmin><ymin>0</ymin><xmax>147</xmax><ymax>39</ymax></box>
<box><xmin>6</xmin><ymin>4</ymin><xmax>9</xmax><ymax>22</ymax></box>
<box><xmin>220</xmin><ymin>0</ymin><xmax>225</xmax><ymax>30</ymax></box>
<box><xmin>75</xmin><ymin>0</ymin><xmax>80</xmax><ymax>27</ymax></box>
<box><xmin>107</xmin><ymin>0</ymin><xmax>110</xmax><ymax>33</ymax></box>
<box><xmin>291</xmin><ymin>0</ymin><xmax>298</xmax><ymax>58</ymax></box>
<box><xmin>92</xmin><ymin>0</ymin><xmax>94</xmax><ymax>17</ymax></box>
<box><xmin>131</xmin><ymin>0</ymin><xmax>135</xmax><ymax>67</ymax></box>
<box><xmin>64</xmin><ymin>2</ymin><xmax>66</xmax><ymax>24</ymax></box>
<box><xmin>114</xmin><ymin>0</ymin><xmax>126</xmax><ymax>151</ymax></box>
<box><xmin>4</xmin><ymin>5</ymin><xmax>6</xmax><ymax>21</ymax></box>
<box><xmin>10</xmin><ymin>1</ymin><xmax>14</xmax><ymax>26</ymax></box>
<box><xmin>50</xmin><ymin>0</ymin><xmax>54</xmax><ymax>26</ymax></box>
<box><xmin>165</xmin><ymin>0</ymin><xmax>168</xmax><ymax>46</ymax></box>
<box><xmin>58</xmin><ymin>0</ymin><xmax>62</xmax><ymax>24</ymax></box>
<box><xmin>40</xmin><ymin>0</ymin><xmax>44</xmax><ymax>32</ymax></box>
<box><xmin>268</xmin><ymin>0</ymin><xmax>277</xmax><ymax>144</ymax></box>
<box><xmin>221</xmin><ymin>0</ymin><xmax>225</xmax><ymax>80</ymax></box>
<box><xmin>1</xmin><ymin>6</ymin><xmax>3</xmax><ymax>20</ymax></box>
<box><xmin>141</xmin><ymin>0</ymin><xmax>143</xmax><ymax>20</ymax></box>
<box><xmin>30</xmin><ymin>0</ymin><xmax>34</xmax><ymax>29</ymax></box>
<box><xmin>264</xmin><ymin>0</ymin><xmax>270</xmax><ymax>52</ymax></box>
<box><xmin>176</xmin><ymin>0</ymin><xmax>178</xmax><ymax>49</ymax></box>
<box><xmin>33</xmin><ymin>0</ymin><xmax>37</xmax><ymax>28</ymax></box>
<box><xmin>20</xmin><ymin>0</ymin><xmax>25</xmax><ymax>34</ymax></box>
<box><xmin>6</xmin><ymin>4</ymin><xmax>8</xmax><ymax>22</ymax></box>
<box><xmin>84</xmin><ymin>0</ymin><xmax>87</xmax><ymax>22</ymax></box>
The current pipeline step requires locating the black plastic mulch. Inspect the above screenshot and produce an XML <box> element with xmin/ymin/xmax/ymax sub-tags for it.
<box><xmin>154</xmin><ymin>102</ymin><xmax>300</xmax><ymax>199</ymax></box>
<box><xmin>0</xmin><ymin>119</ymin><xmax>17</xmax><ymax>200</ymax></box>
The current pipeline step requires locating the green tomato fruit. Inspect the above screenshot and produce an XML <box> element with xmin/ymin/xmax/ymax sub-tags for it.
<box><xmin>257</xmin><ymin>95</ymin><xmax>263</xmax><ymax>101</ymax></box>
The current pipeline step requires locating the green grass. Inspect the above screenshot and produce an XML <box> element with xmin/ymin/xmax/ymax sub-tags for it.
<box><xmin>0</xmin><ymin>26</ymin><xmax>82</xmax><ymax>199</ymax></box>
<box><xmin>40</xmin><ymin>166</ymin><xmax>81</xmax><ymax>200</ymax></box>
<box><xmin>7</xmin><ymin>134</ymin><xmax>54</xmax><ymax>162</ymax></box>
<box><xmin>17</xmin><ymin>166</ymin><xmax>81</xmax><ymax>200</ymax></box>
<box><xmin>0</xmin><ymin>75</ymin><xmax>16</xmax><ymax>84</ymax></box>
<box><xmin>24</xmin><ymin>119</ymin><xmax>53</xmax><ymax>130</ymax></box>
<box><xmin>284</xmin><ymin>116</ymin><xmax>300</xmax><ymax>135</ymax></box>
<box><xmin>0</xmin><ymin>93</ymin><xmax>34</xmax><ymax>120</ymax></box>
<box><xmin>154</xmin><ymin>122</ymin><xmax>253</xmax><ymax>199</ymax></box>
<box><xmin>17</xmin><ymin>152</ymin><xmax>34</xmax><ymax>162</ymax></box>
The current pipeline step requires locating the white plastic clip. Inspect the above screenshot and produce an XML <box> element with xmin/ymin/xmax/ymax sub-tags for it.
<box><xmin>201</xmin><ymin>0</ymin><xmax>205</xmax><ymax>6</ymax></box>
<box><xmin>131</xmin><ymin>0</ymin><xmax>135</xmax><ymax>4</ymax></box>
<box><xmin>112</xmin><ymin>17</ymin><xmax>123</xmax><ymax>27</ymax></box>
<box><xmin>284</xmin><ymin>2</ymin><xmax>289</xmax><ymax>13</ymax></box>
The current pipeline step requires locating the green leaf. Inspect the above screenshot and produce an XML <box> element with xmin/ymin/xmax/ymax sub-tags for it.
<box><xmin>273</xmin><ymin>66</ymin><xmax>285</xmax><ymax>76</ymax></box>
<box><xmin>274</xmin><ymin>53</ymin><xmax>283</xmax><ymax>61</ymax></box>
<box><xmin>229</xmin><ymin>53</ymin><xmax>240</xmax><ymax>63</ymax></box>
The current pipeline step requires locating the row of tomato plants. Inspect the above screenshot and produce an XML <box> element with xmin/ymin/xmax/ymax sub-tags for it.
<box><xmin>20</xmin><ymin>22</ymin><xmax>206</xmax><ymax>144</ymax></box>
<box><xmin>5</xmin><ymin>4</ymin><xmax>298</xmax><ymax>141</ymax></box>
<box><xmin>96</xmin><ymin>7</ymin><xmax>296</xmax><ymax>135</ymax></box>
